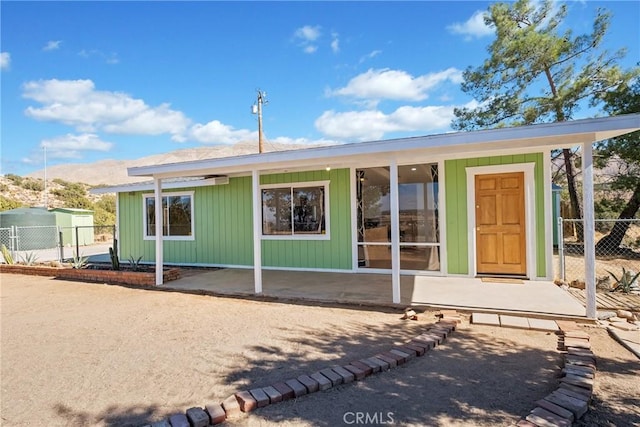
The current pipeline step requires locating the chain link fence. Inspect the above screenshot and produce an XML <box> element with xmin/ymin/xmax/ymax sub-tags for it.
<box><xmin>556</xmin><ymin>218</ymin><xmax>640</xmax><ymax>289</ymax></box>
<box><xmin>0</xmin><ymin>225</ymin><xmax>115</xmax><ymax>264</ymax></box>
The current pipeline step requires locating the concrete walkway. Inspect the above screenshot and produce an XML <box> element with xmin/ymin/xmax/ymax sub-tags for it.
<box><xmin>163</xmin><ymin>268</ymin><xmax>587</xmax><ymax>318</ymax></box>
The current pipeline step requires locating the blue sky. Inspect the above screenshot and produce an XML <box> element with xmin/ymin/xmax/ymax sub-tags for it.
<box><xmin>1</xmin><ymin>1</ymin><xmax>638</xmax><ymax>176</ymax></box>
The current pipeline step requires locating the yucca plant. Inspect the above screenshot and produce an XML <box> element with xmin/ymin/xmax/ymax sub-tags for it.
<box><xmin>128</xmin><ymin>255</ymin><xmax>143</xmax><ymax>272</ymax></box>
<box><xmin>607</xmin><ymin>267</ymin><xmax>640</xmax><ymax>294</ymax></box>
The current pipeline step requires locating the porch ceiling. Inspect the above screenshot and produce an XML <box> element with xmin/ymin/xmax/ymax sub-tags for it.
<box><xmin>127</xmin><ymin>114</ymin><xmax>640</xmax><ymax>180</ymax></box>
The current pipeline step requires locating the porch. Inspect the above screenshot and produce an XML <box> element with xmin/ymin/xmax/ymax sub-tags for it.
<box><xmin>162</xmin><ymin>268</ymin><xmax>587</xmax><ymax>319</ymax></box>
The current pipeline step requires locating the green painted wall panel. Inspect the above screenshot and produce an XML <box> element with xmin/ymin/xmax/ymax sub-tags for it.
<box><xmin>444</xmin><ymin>154</ymin><xmax>546</xmax><ymax>277</ymax></box>
<box><xmin>260</xmin><ymin>168</ymin><xmax>352</xmax><ymax>270</ymax></box>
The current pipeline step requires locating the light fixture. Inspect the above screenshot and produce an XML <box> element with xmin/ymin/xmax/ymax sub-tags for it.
<box><xmin>411</xmin><ymin>167</ymin><xmax>417</xmax><ymax>171</ymax></box>
<box><xmin>325</xmin><ymin>166</ymin><xmax>331</xmax><ymax>171</ymax></box>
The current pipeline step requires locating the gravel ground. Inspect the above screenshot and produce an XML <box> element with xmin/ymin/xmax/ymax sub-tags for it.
<box><xmin>1</xmin><ymin>273</ymin><xmax>637</xmax><ymax>426</ymax></box>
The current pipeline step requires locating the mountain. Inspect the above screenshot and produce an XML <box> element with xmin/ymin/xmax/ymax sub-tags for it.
<box><xmin>26</xmin><ymin>141</ymin><xmax>331</xmax><ymax>186</ymax></box>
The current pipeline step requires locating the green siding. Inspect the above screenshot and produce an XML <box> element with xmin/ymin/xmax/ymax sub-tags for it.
<box><xmin>118</xmin><ymin>176</ymin><xmax>253</xmax><ymax>266</ymax></box>
<box><xmin>260</xmin><ymin>168</ymin><xmax>352</xmax><ymax>270</ymax></box>
<box><xmin>118</xmin><ymin>169</ymin><xmax>352</xmax><ymax>270</ymax></box>
<box><xmin>444</xmin><ymin>154</ymin><xmax>546</xmax><ymax>278</ymax></box>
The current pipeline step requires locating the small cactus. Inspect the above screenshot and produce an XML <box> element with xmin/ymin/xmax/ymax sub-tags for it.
<box><xmin>109</xmin><ymin>238</ymin><xmax>120</xmax><ymax>271</ymax></box>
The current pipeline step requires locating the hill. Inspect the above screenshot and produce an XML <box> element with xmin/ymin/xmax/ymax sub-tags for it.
<box><xmin>26</xmin><ymin>141</ymin><xmax>330</xmax><ymax>186</ymax></box>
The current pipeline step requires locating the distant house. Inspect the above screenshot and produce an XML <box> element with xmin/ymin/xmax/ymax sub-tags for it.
<box><xmin>93</xmin><ymin>114</ymin><xmax>640</xmax><ymax>313</ymax></box>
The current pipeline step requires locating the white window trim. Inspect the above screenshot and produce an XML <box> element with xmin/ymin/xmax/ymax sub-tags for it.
<box><xmin>143</xmin><ymin>191</ymin><xmax>195</xmax><ymax>241</ymax></box>
<box><xmin>260</xmin><ymin>180</ymin><xmax>330</xmax><ymax>241</ymax></box>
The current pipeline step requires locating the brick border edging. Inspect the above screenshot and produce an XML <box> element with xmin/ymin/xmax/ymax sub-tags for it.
<box><xmin>517</xmin><ymin>320</ymin><xmax>597</xmax><ymax>427</ymax></box>
<box><xmin>141</xmin><ymin>310</ymin><xmax>462</xmax><ymax>427</ymax></box>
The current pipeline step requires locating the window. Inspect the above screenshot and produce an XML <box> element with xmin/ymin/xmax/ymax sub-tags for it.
<box><xmin>262</xmin><ymin>182</ymin><xmax>328</xmax><ymax>238</ymax></box>
<box><xmin>143</xmin><ymin>192</ymin><xmax>194</xmax><ymax>240</ymax></box>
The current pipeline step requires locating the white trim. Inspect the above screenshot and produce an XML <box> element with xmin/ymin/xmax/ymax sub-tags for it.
<box><xmin>350</xmin><ymin>166</ymin><xmax>358</xmax><ymax>271</ymax></box>
<box><xmin>542</xmin><ymin>148</ymin><xmax>554</xmax><ymax>280</ymax></box>
<box><xmin>154</xmin><ymin>178</ymin><xmax>163</xmax><ymax>286</ymax></box>
<box><xmin>126</xmin><ymin>115</ymin><xmax>640</xmax><ymax>180</ymax></box>
<box><xmin>92</xmin><ymin>176</ymin><xmax>228</xmax><ymax>194</ymax></box>
<box><xmin>142</xmin><ymin>191</ymin><xmax>195</xmax><ymax>241</ymax></box>
<box><xmin>252</xmin><ymin>170</ymin><xmax>263</xmax><ymax>294</ymax></box>
<box><xmin>437</xmin><ymin>159</ymin><xmax>447</xmax><ymax>275</ymax></box>
<box><xmin>466</xmin><ymin>163</ymin><xmax>536</xmax><ymax>279</ymax></box>
<box><xmin>260</xmin><ymin>180</ymin><xmax>330</xmax><ymax>240</ymax></box>
<box><xmin>389</xmin><ymin>159</ymin><xmax>401</xmax><ymax>304</ymax></box>
<box><xmin>583</xmin><ymin>143</ymin><xmax>596</xmax><ymax>318</ymax></box>
<box><xmin>115</xmin><ymin>194</ymin><xmax>120</xmax><ymax>258</ymax></box>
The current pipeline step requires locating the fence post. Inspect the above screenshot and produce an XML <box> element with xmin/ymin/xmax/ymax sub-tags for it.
<box><xmin>58</xmin><ymin>226</ymin><xmax>64</xmax><ymax>263</ymax></box>
<box><xmin>558</xmin><ymin>217</ymin><xmax>565</xmax><ymax>281</ymax></box>
<box><xmin>10</xmin><ymin>225</ymin><xmax>18</xmax><ymax>258</ymax></box>
<box><xmin>75</xmin><ymin>226</ymin><xmax>80</xmax><ymax>258</ymax></box>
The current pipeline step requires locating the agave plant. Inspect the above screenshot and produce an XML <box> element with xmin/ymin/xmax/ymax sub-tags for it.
<box><xmin>128</xmin><ymin>255</ymin><xmax>143</xmax><ymax>272</ymax></box>
<box><xmin>71</xmin><ymin>251</ymin><xmax>89</xmax><ymax>269</ymax></box>
<box><xmin>607</xmin><ymin>267</ymin><xmax>640</xmax><ymax>293</ymax></box>
<box><xmin>20</xmin><ymin>252</ymin><xmax>38</xmax><ymax>266</ymax></box>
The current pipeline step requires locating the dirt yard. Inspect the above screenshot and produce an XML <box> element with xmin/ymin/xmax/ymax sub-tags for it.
<box><xmin>1</xmin><ymin>274</ymin><xmax>638</xmax><ymax>427</ymax></box>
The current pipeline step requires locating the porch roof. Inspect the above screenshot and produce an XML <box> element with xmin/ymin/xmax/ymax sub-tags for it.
<box><xmin>126</xmin><ymin>114</ymin><xmax>639</xmax><ymax>181</ymax></box>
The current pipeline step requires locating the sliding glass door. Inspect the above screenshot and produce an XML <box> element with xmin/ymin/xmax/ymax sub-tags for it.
<box><xmin>356</xmin><ymin>163</ymin><xmax>440</xmax><ymax>272</ymax></box>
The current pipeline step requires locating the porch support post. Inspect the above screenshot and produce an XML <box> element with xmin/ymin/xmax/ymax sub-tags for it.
<box><xmin>154</xmin><ymin>177</ymin><xmax>164</xmax><ymax>286</ymax></box>
<box><xmin>582</xmin><ymin>142</ymin><xmax>596</xmax><ymax>318</ymax></box>
<box><xmin>389</xmin><ymin>159</ymin><xmax>401</xmax><ymax>304</ymax></box>
<box><xmin>252</xmin><ymin>169</ymin><xmax>263</xmax><ymax>294</ymax></box>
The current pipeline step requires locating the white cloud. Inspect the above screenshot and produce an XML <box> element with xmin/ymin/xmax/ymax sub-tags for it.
<box><xmin>187</xmin><ymin>120</ymin><xmax>256</xmax><ymax>144</ymax></box>
<box><xmin>40</xmin><ymin>133</ymin><xmax>114</xmax><ymax>159</ymax></box>
<box><xmin>328</xmin><ymin>68</ymin><xmax>463</xmax><ymax>103</ymax></box>
<box><xmin>447</xmin><ymin>10</ymin><xmax>494</xmax><ymax>40</ymax></box>
<box><xmin>78</xmin><ymin>49</ymin><xmax>119</xmax><ymax>64</ymax></box>
<box><xmin>359</xmin><ymin>50</ymin><xmax>381</xmax><ymax>64</ymax></box>
<box><xmin>22</xmin><ymin>79</ymin><xmax>190</xmax><ymax>137</ymax></box>
<box><xmin>315</xmin><ymin>101</ymin><xmax>478</xmax><ymax>141</ymax></box>
<box><xmin>1</xmin><ymin>52</ymin><xmax>10</xmax><ymax>70</ymax></box>
<box><xmin>293</xmin><ymin>25</ymin><xmax>321</xmax><ymax>53</ymax></box>
<box><xmin>331</xmin><ymin>32</ymin><xmax>340</xmax><ymax>53</ymax></box>
<box><xmin>43</xmin><ymin>40</ymin><xmax>62</xmax><ymax>51</ymax></box>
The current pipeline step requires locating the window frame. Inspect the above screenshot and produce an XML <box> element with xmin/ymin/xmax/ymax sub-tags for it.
<box><xmin>142</xmin><ymin>191</ymin><xmax>195</xmax><ymax>241</ymax></box>
<box><xmin>260</xmin><ymin>180</ymin><xmax>330</xmax><ymax>240</ymax></box>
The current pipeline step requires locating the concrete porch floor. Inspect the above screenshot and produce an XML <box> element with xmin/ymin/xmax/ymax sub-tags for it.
<box><xmin>162</xmin><ymin>268</ymin><xmax>587</xmax><ymax>319</ymax></box>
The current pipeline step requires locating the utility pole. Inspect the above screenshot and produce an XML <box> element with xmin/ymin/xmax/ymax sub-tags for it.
<box><xmin>251</xmin><ymin>90</ymin><xmax>267</xmax><ymax>153</ymax></box>
<box><xmin>43</xmin><ymin>145</ymin><xmax>48</xmax><ymax>209</ymax></box>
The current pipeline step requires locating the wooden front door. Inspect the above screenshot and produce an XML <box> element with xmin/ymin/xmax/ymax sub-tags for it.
<box><xmin>475</xmin><ymin>172</ymin><xmax>527</xmax><ymax>276</ymax></box>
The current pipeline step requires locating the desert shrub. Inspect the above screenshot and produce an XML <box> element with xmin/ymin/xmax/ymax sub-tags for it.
<box><xmin>0</xmin><ymin>195</ymin><xmax>23</xmax><ymax>211</ymax></box>
<box><xmin>21</xmin><ymin>178</ymin><xmax>45</xmax><ymax>192</ymax></box>
<box><xmin>5</xmin><ymin>174</ymin><xmax>22</xmax><ymax>186</ymax></box>
<box><xmin>52</xmin><ymin>181</ymin><xmax>93</xmax><ymax>209</ymax></box>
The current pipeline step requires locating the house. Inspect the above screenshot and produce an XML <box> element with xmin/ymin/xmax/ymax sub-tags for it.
<box><xmin>93</xmin><ymin>114</ymin><xmax>640</xmax><ymax>317</ymax></box>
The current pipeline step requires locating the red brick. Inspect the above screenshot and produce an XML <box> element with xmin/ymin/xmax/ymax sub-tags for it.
<box><xmin>410</xmin><ymin>338</ymin><xmax>435</xmax><ymax>350</ymax></box>
<box><xmin>555</xmin><ymin>320</ymin><xmax>580</xmax><ymax>332</ymax></box>
<box><xmin>516</xmin><ymin>420</ymin><xmax>537</xmax><ymax>426</ymax></box>
<box><xmin>562</xmin><ymin>363</ymin><xmax>596</xmax><ymax>376</ymax></box>
<box><xmin>563</xmin><ymin>330</ymin><xmax>590</xmax><ymax>340</ymax></box>
<box><xmin>381</xmin><ymin>351</ymin><xmax>404</xmax><ymax>366</ymax></box>
<box><xmin>351</xmin><ymin>360</ymin><xmax>374</xmax><ymax>376</ymax></box>
<box><xmin>221</xmin><ymin>395</ymin><xmax>242</xmax><ymax>419</ymax></box>
<box><xmin>556</xmin><ymin>386</ymin><xmax>591</xmax><ymax>401</ymax></box>
<box><xmin>367</xmin><ymin>356</ymin><xmax>390</xmax><ymax>371</ymax></box>
<box><xmin>562</xmin><ymin>366</ymin><xmax>594</xmax><ymax>379</ymax></box>
<box><xmin>440</xmin><ymin>309</ymin><xmax>458</xmax><ymax>317</ymax></box>
<box><xmin>526</xmin><ymin>407</ymin><xmax>571</xmax><ymax>427</ymax></box>
<box><xmin>185</xmin><ymin>407</ymin><xmax>209</xmax><ymax>427</ymax></box>
<box><xmin>566</xmin><ymin>347</ymin><xmax>596</xmax><ymax>359</ymax></box>
<box><xmin>169</xmin><ymin>413</ymin><xmax>189</xmax><ymax>427</ymax></box>
<box><xmin>403</xmin><ymin>343</ymin><xmax>426</xmax><ymax>356</ymax></box>
<box><xmin>310</xmin><ymin>372</ymin><xmax>333</xmax><ymax>390</ymax></box>
<box><xmin>375</xmin><ymin>353</ymin><xmax>397</xmax><ymax>368</ymax></box>
<box><xmin>272</xmin><ymin>382</ymin><xmax>295</xmax><ymax>400</ymax></box>
<box><xmin>429</xmin><ymin>327</ymin><xmax>450</xmax><ymax>338</ymax></box>
<box><xmin>319</xmin><ymin>368</ymin><xmax>343</xmax><ymax>386</ymax></box>
<box><xmin>545</xmin><ymin>392</ymin><xmax>588</xmax><ymax>418</ymax></box>
<box><xmin>535</xmin><ymin>399</ymin><xmax>575</xmax><ymax>422</ymax></box>
<box><xmin>560</xmin><ymin>374</ymin><xmax>593</xmax><ymax>390</ymax></box>
<box><xmin>331</xmin><ymin>366</ymin><xmax>355</xmax><ymax>383</ymax></box>
<box><xmin>205</xmin><ymin>403</ymin><xmax>226</xmax><ymax>425</ymax></box>
<box><xmin>249</xmin><ymin>388</ymin><xmax>270</xmax><ymax>407</ymax></box>
<box><xmin>297</xmin><ymin>374</ymin><xmax>319</xmax><ymax>393</ymax></box>
<box><xmin>396</xmin><ymin>346</ymin><xmax>418</xmax><ymax>359</ymax></box>
<box><xmin>439</xmin><ymin>318</ymin><xmax>460</xmax><ymax>327</ymax></box>
<box><xmin>285</xmin><ymin>378</ymin><xmax>308</xmax><ymax>397</ymax></box>
<box><xmin>261</xmin><ymin>386</ymin><xmax>282</xmax><ymax>403</ymax></box>
<box><xmin>235</xmin><ymin>390</ymin><xmax>257</xmax><ymax>412</ymax></box>
<box><xmin>343</xmin><ymin>364</ymin><xmax>366</xmax><ymax>380</ymax></box>
<box><xmin>358</xmin><ymin>358</ymin><xmax>381</xmax><ymax>373</ymax></box>
<box><xmin>564</xmin><ymin>338</ymin><xmax>591</xmax><ymax>349</ymax></box>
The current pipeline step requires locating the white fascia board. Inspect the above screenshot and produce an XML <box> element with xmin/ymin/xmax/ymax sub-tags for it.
<box><xmin>127</xmin><ymin>114</ymin><xmax>640</xmax><ymax>179</ymax></box>
<box><xmin>91</xmin><ymin>177</ymin><xmax>227</xmax><ymax>194</ymax></box>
